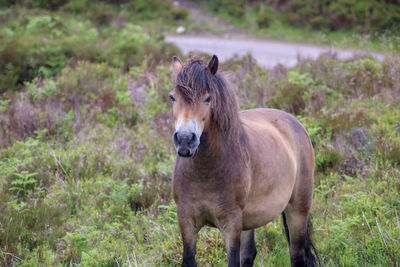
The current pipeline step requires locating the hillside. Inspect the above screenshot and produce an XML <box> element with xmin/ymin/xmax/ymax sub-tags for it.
<box><xmin>200</xmin><ymin>0</ymin><xmax>400</xmax><ymax>52</ymax></box>
<box><xmin>0</xmin><ymin>1</ymin><xmax>399</xmax><ymax>266</ymax></box>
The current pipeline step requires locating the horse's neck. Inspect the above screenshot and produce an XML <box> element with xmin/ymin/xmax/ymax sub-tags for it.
<box><xmin>195</xmin><ymin>127</ymin><xmax>224</xmax><ymax>166</ymax></box>
<box><xmin>191</xmin><ymin>122</ymin><xmax>246</xmax><ymax>178</ymax></box>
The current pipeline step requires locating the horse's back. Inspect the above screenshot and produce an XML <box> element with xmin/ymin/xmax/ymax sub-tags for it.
<box><xmin>240</xmin><ymin>108</ymin><xmax>310</xmax><ymax>143</ymax></box>
<box><xmin>240</xmin><ymin>108</ymin><xmax>313</xmax><ymax>160</ymax></box>
<box><xmin>239</xmin><ymin>108</ymin><xmax>314</xmax><ymax>229</ymax></box>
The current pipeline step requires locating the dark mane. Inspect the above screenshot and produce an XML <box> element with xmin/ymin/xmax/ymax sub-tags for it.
<box><xmin>176</xmin><ymin>57</ymin><xmax>242</xmax><ymax>144</ymax></box>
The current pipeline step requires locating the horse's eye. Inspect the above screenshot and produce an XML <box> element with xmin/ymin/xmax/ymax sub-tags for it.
<box><xmin>169</xmin><ymin>94</ymin><xmax>176</xmax><ymax>103</ymax></box>
<box><xmin>204</xmin><ymin>95</ymin><xmax>211</xmax><ymax>105</ymax></box>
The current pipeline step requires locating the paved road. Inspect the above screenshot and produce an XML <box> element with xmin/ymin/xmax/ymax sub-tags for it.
<box><xmin>165</xmin><ymin>36</ymin><xmax>384</xmax><ymax>68</ymax></box>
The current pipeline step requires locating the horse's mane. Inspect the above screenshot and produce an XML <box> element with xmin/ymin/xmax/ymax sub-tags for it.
<box><xmin>176</xmin><ymin>57</ymin><xmax>242</xmax><ymax>146</ymax></box>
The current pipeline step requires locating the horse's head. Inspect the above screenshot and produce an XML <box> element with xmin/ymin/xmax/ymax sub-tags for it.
<box><xmin>169</xmin><ymin>55</ymin><xmax>219</xmax><ymax>157</ymax></box>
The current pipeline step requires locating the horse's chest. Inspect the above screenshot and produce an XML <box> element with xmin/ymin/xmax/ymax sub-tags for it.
<box><xmin>184</xmin><ymin>183</ymin><xmax>228</xmax><ymax>211</ymax></box>
<box><xmin>189</xmin><ymin>195</ymin><xmax>232</xmax><ymax>228</ymax></box>
<box><xmin>173</xmin><ymin>177</ymin><xmax>244</xmax><ymax>226</ymax></box>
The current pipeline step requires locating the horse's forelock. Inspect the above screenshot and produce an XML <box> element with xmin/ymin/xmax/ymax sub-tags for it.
<box><xmin>176</xmin><ymin>58</ymin><xmax>209</xmax><ymax>104</ymax></box>
<box><xmin>176</xmin><ymin>57</ymin><xmax>240</xmax><ymax>141</ymax></box>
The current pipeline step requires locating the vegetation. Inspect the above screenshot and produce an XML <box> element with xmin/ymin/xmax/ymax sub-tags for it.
<box><xmin>204</xmin><ymin>0</ymin><xmax>400</xmax><ymax>52</ymax></box>
<box><xmin>207</xmin><ymin>0</ymin><xmax>400</xmax><ymax>33</ymax></box>
<box><xmin>1</xmin><ymin>1</ymin><xmax>399</xmax><ymax>266</ymax></box>
<box><xmin>0</xmin><ymin>0</ymin><xmax>187</xmax><ymax>92</ymax></box>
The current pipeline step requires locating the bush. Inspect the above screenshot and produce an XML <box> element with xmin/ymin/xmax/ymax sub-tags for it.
<box><xmin>206</xmin><ymin>0</ymin><xmax>246</xmax><ymax>18</ymax></box>
<box><xmin>205</xmin><ymin>0</ymin><xmax>400</xmax><ymax>34</ymax></box>
<box><xmin>0</xmin><ymin>1</ymin><xmax>182</xmax><ymax>91</ymax></box>
<box><xmin>0</xmin><ymin>0</ymin><xmax>68</xmax><ymax>9</ymax></box>
<box><xmin>1</xmin><ymin>2</ymin><xmax>399</xmax><ymax>265</ymax></box>
<box><xmin>256</xmin><ymin>11</ymin><xmax>270</xmax><ymax>28</ymax></box>
<box><xmin>272</xmin><ymin>0</ymin><xmax>400</xmax><ymax>33</ymax></box>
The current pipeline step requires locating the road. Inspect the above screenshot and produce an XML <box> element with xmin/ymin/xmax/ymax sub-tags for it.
<box><xmin>165</xmin><ymin>35</ymin><xmax>384</xmax><ymax>68</ymax></box>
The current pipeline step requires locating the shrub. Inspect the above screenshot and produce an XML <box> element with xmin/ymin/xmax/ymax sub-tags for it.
<box><xmin>0</xmin><ymin>1</ymin><xmax>182</xmax><ymax>91</ymax></box>
<box><xmin>206</xmin><ymin>0</ymin><xmax>246</xmax><ymax>18</ymax></box>
<box><xmin>256</xmin><ymin>11</ymin><xmax>270</xmax><ymax>28</ymax></box>
<box><xmin>272</xmin><ymin>0</ymin><xmax>400</xmax><ymax>33</ymax></box>
<box><xmin>1</xmin><ymin>4</ymin><xmax>399</xmax><ymax>264</ymax></box>
<box><xmin>33</xmin><ymin>0</ymin><xmax>69</xmax><ymax>10</ymax></box>
<box><xmin>205</xmin><ymin>0</ymin><xmax>400</xmax><ymax>34</ymax></box>
<box><xmin>127</xmin><ymin>0</ymin><xmax>188</xmax><ymax>22</ymax></box>
<box><xmin>315</xmin><ymin>146</ymin><xmax>341</xmax><ymax>173</ymax></box>
<box><xmin>0</xmin><ymin>0</ymin><xmax>68</xmax><ymax>9</ymax></box>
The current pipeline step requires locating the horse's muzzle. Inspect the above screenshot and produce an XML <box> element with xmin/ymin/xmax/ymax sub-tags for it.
<box><xmin>173</xmin><ymin>131</ymin><xmax>199</xmax><ymax>157</ymax></box>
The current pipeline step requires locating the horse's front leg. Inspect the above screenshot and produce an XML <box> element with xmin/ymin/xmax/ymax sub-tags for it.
<box><xmin>221</xmin><ymin>211</ymin><xmax>243</xmax><ymax>267</ymax></box>
<box><xmin>178</xmin><ymin>210</ymin><xmax>199</xmax><ymax>267</ymax></box>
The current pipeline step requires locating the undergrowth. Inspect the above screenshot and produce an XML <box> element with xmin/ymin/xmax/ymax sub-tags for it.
<box><xmin>0</xmin><ymin>0</ymin><xmax>187</xmax><ymax>92</ymax></box>
<box><xmin>202</xmin><ymin>0</ymin><xmax>400</xmax><ymax>53</ymax></box>
<box><xmin>1</xmin><ymin>52</ymin><xmax>399</xmax><ymax>266</ymax></box>
<box><xmin>0</xmin><ymin>2</ymin><xmax>399</xmax><ymax>266</ymax></box>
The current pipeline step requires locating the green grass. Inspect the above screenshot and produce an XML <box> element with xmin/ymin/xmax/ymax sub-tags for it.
<box><xmin>1</xmin><ymin>1</ymin><xmax>400</xmax><ymax>266</ymax></box>
<box><xmin>0</xmin><ymin>0</ymin><xmax>187</xmax><ymax>92</ymax></box>
<box><xmin>200</xmin><ymin>1</ymin><xmax>400</xmax><ymax>53</ymax></box>
<box><xmin>1</xmin><ymin>53</ymin><xmax>399</xmax><ymax>266</ymax></box>
<box><xmin>249</xmin><ymin>22</ymin><xmax>400</xmax><ymax>54</ymax></box>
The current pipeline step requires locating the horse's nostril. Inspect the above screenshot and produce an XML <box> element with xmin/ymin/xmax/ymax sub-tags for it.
<box><xmin>174</xmin><ymin>131</ymin><xmax>197</xmax><ymax>147</ymax></box>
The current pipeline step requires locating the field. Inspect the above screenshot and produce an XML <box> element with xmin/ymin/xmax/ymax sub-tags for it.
<box><xmin>0</xmin><ymin>1</ymin><xmax>399</xmax><ymax>266</ymax></box>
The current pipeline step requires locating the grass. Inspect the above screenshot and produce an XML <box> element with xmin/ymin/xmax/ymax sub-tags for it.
<box><xmin>0</xmin><ymin>0</ymin><xmax>187</xmax><ymax>92</ymax></box>
<box><xmin>1</xmin><ymin>53</ymin><xmax>399</xmax><ymax>266</ymax></box>
<box><xmin>1</xmin><ymin>1</ymin><xmax>400</xmax><ymax>266</ymax></box>
<box><xmin>199</xmin><ymin>1</ymin><xmax>400</xmax><ymax>54</ymax></box>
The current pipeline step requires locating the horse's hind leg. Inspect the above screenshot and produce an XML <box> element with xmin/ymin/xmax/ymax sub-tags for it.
<box><xmin>283</xmin><ymin>134</ymin><xmax>319</xmax><ymax>267</ymax></box>
<box><xmin>284</xmin><ymin>202</ymin><xmax>318</xmax><ymax>267</ymax></box>
<box><xmin>240</xmin><ymin>230</ymin><xmax>257</xmax><ymax>267</ymax></box>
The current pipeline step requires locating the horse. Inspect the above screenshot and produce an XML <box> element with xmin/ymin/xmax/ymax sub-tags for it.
<box><xmin>169</xmin><ymin>55</ymin><xmax>319</xmax><ymax>267</ymax></box>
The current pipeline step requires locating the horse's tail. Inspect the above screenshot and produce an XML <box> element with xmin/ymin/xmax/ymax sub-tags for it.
<box><xmin>281</xmin><ymin>213</ymin><xmax>321</xmax><ymax>267</ymax></box>
<box><xmin>282</xmin><ymin>212</ymin><xmax>290</xmax><ymax>244</ymax></box>
<box><xmin>304</xmin><ymin>216</ymin><xmax>320</xmax><ymax>266</ymax></box>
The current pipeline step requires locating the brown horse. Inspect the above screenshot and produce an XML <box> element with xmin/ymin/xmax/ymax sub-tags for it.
<box><xmin>169</xmin><ymin>55</ymin><xmax>319</xmax><ymax>267</ymax></box>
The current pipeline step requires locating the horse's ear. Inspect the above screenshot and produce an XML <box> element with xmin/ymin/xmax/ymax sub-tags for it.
<box><xmin>172</xmin><ymin>56</ymin><xmax>183</xmax><ymax>76</ymax></box>
<box><xmin>206</xmin><ymin>55</ymin><xmax>218</xmax><ymax>75</ymax></box>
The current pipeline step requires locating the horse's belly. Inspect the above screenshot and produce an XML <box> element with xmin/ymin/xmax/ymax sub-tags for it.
<box><xmin>242</xmin><ymin>193</ymin><xmax>291</xmax><ymax>230</ymax></box>
<box><xmin>240</xmin><ymin>112</ymin><xmax>297</xmax><ymax>230</ymax></box>
<box><xmin>241</xmin><ymin>158</ymin><xmax>296</xmax><ymax>229</ymax></box>
<box><xmin>241</xmin><ymin>168</ymin><xmax>295</xmax><ymax>230</ymax></box>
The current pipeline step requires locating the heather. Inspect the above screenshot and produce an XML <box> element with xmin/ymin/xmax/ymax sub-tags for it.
<box><xmin>0</xmin><ymin>0</ymin><xmax>187</xmax><ymax>92</ymax></box>
<box><xmin>204</xmin><ymin>0</ymin><xmax>400</xmax><ymax>52</ymax></box>
<box><xmin>1</xmin><ymin>1</ymin><xmax>399</xmax><ymax>266</ymax></box>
